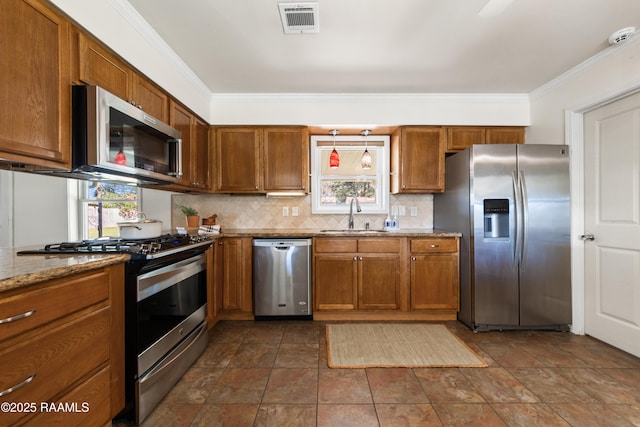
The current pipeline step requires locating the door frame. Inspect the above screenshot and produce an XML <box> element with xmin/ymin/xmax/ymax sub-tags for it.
<box><xmin>565</xmin><ymin>83</ymin><xmax>640</xmax><ymax>335</ymax></box>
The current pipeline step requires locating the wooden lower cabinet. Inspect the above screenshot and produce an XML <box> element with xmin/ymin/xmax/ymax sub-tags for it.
<box><xmin>216</xmin><ymin>237</ymin><xmax>253</xmax><ymax>319</ymax></box>
<box><xmin>314</xmin><ymin>236</ymin><xmax>459</xmax><ymax>320</ymax></box>
<box><xmin>0</xmin><ymin>263</ymin><xmax>125</xmax><ymax>426</ymax></box>
<box><xmin>410</xmin><ymin>238</ymin><xmax>460</xmax><ymax>311</ymax></box>
<box><xmin>313</xmin><ymin>237</ymin><xmax>403</xmax><ymax>315</ymax></box>
<box><xmin>358</xmin><ymin>255</ymin><xmax>401</xmax><ymax>310</ymax></box>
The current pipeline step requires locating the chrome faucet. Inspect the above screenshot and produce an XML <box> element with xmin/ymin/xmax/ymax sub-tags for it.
<box><xmin>348</xmin><ymin>197</ymin><xmax>362</xmax><ymax>229</ymax></box>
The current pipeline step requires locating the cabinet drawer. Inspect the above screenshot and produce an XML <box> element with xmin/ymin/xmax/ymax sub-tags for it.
<box><xmin>410</xmin><ymin>238</ymin><xmax>458</xmax><ymax>253</ymax></box>
<box><xmin>358</xmin><ymin>238</ymin><xmax>401</xmax><ymax>253</ymax></box>
<box><xmin>26</xmin><ymin>367</ymin><xmax>111</xmax><ymax>427</ymax></box>
<box><xmin>314</xmin><ymin>238</ymin><xmax>357</xmax><ymax>253</ymax></box>
<box><xmin>0</xmin><ymin>270</ymin><xmax>110</xmax><ymax>343</ymax></box>
<box><xmin>0</xmin><ymin>308</ymin><xmax>110</xmax><ymax>421</ymax></box>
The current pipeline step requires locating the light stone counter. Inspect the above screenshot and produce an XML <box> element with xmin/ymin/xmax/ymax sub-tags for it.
<box><xmin>0</xmin><ymin>248</ymin><xmax>129</xmax><ymax>294</ymax></box>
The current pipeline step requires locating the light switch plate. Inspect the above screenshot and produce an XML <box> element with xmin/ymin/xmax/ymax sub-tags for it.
<box><xmin>410</xmin><ymin>207</ymin><xmax>418</xmax><ymax>216</ymax></box>
<box><xmin>291</xmin><ymin>207</ymin><xmax>299</xmax><ymax>216</ymax></box>
<box><xmin>282</xmin><ymin>207</ymin><xmax>289</xmax><ymax>216</ymax></box>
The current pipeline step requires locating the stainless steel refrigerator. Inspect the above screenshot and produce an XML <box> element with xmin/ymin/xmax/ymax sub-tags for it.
<box><xmin>434</xmin><ymin>144</ymin><xmax>571</xmax><ymax>331</ymax></box>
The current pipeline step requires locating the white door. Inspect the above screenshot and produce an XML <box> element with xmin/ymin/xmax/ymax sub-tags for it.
<box><xmin>584</xmin><ymin>92</ymin><xmax>640</xmax><ymax>358</ymax></box>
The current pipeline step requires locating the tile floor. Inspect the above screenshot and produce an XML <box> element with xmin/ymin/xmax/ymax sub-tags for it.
<box><xmin>126</xmin><ymin>320</ymin><xmax>640</xmax><ymax>426</ymax></box>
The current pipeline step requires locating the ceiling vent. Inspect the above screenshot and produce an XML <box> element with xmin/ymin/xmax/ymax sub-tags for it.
<box><xmin>278</xmin><ymin>2</ymin><xmax>319</xmax><ymax>34</ymax></box>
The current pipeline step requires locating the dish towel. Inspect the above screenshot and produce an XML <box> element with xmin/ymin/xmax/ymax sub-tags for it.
<box><xmin>198</xmin><ymin>224</ymin><xmax>221</xmax><ymax>235</ymax></box>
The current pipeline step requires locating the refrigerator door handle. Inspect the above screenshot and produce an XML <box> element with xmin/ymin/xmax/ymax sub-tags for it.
<box><xmin>519</xmin><ymin>171</ymin><xmax>529</xmax><ymax>269</ymax></box>
<box><xmin>512</xmin><ymin>171</ymin><xmax>521</xmax><ymax>270</ymax></box>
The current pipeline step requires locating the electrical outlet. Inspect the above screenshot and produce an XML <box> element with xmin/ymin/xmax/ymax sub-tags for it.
<box><xmin>391</xmin><ymin>206</ymin><xmax>399</xmax><ymax>216</ymax></box>
<box><xmin>282</xmin><ymin>207</ymin><xmax>289</xmax><ymax>216</ymax></box>
<box><xmin>398</xmin><ymin>206</ymin><xmax>406</xmax><ymax>216</ymax></box>
<box><xmin>410</xmin><ymin>207</ymin><xmax>418</xmax><ymax>216</ymax></box>
<box><xmin>291</xmin><ymin>207</ymin><xmax>299</xmax><ymax>216</ymax></box>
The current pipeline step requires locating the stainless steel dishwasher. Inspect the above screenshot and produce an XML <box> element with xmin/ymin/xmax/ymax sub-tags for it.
<box><xmin>252</xmin><ymin>238</ymin><xmax>312</xmax><ymax>320</ymax></box>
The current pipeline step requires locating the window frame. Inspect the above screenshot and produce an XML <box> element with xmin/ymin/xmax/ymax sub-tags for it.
<box><xmin>77</xmin><ymin>181</ymin><xmax>141</xmax><ymax>239</ymax></box>
<box><xmin>310</xmin><ymin>134</ymin><xmax>390</xmax><ymax>214</ymax></box>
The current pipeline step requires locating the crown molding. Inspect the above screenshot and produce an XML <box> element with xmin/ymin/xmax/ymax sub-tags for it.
<box><xmin>529</xmin><ymin>34</ymin><xmax>640</xmax><ymax>102</ymax></box>
<box><xmin>106</xmin><ymin>0</ymin><xmax>211</xmax><ymax>95</ymax></box>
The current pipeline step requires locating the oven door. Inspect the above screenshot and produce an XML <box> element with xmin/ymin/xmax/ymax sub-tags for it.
<box><xmin>136</xmin><ymin>253</ymin><xmax>207</xmax><ymax>375</ymax></box>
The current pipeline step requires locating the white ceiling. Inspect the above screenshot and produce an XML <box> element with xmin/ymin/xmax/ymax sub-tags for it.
<box><xmin>126</xmin><ymin>0</ymin><xmax>640</xmax><ymax>94</ymax></box>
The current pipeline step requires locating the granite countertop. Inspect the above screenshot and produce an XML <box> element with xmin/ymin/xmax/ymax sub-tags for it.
<box><xmin>0</xmin><ymin>247</ymin><xmax>129</xmax><ymax>294</ymax></box>
<box><xmin>219</xmin><ymin>228</ymin><xmax>462</xmax><ymax>238</ymax></box>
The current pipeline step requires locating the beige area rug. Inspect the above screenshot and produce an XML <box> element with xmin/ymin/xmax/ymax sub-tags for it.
<box><xmin>326</xmin><ymin>323</ymin><xmax>487</xmax><ymax>368</ymax></box>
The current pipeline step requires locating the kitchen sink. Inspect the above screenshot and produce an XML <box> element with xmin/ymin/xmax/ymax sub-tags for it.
<box><xmin>320</xmin><ymin>229</ymin><xmax>389</xmax><ymax>233</ymax></box>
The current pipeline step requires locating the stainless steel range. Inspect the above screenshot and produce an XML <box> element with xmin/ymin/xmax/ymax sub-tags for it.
<box><xmin>19</xmin><ymin>234</ymin><xmax>213</xmax><ymax>424</ymax></box>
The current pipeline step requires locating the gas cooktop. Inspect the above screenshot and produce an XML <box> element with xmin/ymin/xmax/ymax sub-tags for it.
<box><xmin>17</xmin><ymin>234</ymin><xmax>214</xmax><ymax>259</ymax></box>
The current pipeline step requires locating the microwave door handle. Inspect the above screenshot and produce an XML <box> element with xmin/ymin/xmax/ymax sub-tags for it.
<box><xmin>168</xmin><ymin>138</ymin><xmax>183</xmax><ymax>177</ymax></box>
<box><xmin>176</xmin><ymin>138</ymin><xmax>182</xmax><ymax>177</ymax></box>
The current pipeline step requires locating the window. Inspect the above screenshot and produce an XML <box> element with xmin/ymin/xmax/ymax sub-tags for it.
<box><xmin>310</xmin><ymin>134</ymin><xmax>389</xmax><ymax>214</ymax></box>
<box><xmin>79</xmin><ymin>181</ymin><xmax>139</xmax><ymax>239</ymax></box>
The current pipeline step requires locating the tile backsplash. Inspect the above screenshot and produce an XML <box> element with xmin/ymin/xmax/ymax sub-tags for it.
<box><xmin>171</xmin><ymin>194</ymin><xmax>433</xmax><ymax>230</ymax></box>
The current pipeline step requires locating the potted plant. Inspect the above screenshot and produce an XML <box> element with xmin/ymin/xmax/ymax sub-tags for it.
<box><xmin>180</xmin><ymin>205</ymin><xmax>200</xmax><ymax>227</ymax></box>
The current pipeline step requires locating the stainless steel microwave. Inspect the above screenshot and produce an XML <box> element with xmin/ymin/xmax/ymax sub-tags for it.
<box><xmin>67</xmin><ymin>85</ymin><xmax>182</xmax><ymax>185</ymax></box>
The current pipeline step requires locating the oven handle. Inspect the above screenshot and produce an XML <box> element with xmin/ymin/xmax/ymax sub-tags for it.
<box><xmin>137</xmin><ymin>253</ymin><xmax>206</xmax><ymax>302</ymax></box>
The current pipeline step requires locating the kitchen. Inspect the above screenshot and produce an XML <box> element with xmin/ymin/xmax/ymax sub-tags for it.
<box><xmin>2</xmin><ymin>0</ymin><xmax>640</xmax><ymax>425</ymax></box>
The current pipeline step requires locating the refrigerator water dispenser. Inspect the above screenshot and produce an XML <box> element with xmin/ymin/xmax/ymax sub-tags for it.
<box><xmin>484</xmin><ymin>199</ymin><xmax>509</xmax><ymax>238</ymax></box>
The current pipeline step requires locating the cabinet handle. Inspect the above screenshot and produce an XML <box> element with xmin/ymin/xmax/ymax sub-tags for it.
<box><xmin>411</xmin><ymin>256</ymin><xmax>416</xmax><ymax>261</ymax></box>
<box><xmin>0</xmin><ymin>309</ymin><xmax>35</xmax><ymax>324</ymax></box>
<box><xmin>430</xmin><ymin>244</ymin><xmax>439</xmax><ymax>248</ymax></box>
<box><xmin>358</xmin><ymin>256</ymin><xmax>363</xmax><ymax>261</ymax></box>
<box><xmin>0</xmin><ymin>374</ymin><xmax>35</xmax><ymax>397</ymax></box>
<box><xmin>353</xmin><ymin>256</ymin><xmax>357</xmax><ymax>261</ymax></box>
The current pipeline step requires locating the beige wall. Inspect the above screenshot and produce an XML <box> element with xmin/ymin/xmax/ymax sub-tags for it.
<box><xmin>528</xmin><ymin>37</ymin><xmax>640</xmax><ymax>144</ymax></box>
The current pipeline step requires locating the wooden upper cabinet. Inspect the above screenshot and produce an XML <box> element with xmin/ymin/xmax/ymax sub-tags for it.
<box><xmin>391</xmin><ymin>126</ymin><xmax>445</xmax><ymax>193</ymax></box>
<box><xmin>214</xmin><ymin>127</ymin><xmax>262</xmax><ymax>192</ymax></box>
<box><xmin>445</xmin><ymin>126</ymin><xmax>525</xmax><ymax>152</ymax></box>
<box><xmin>446</xmin><ymin>127</ymin><xmax>485</xmax><ymax>152</ymax></box>
<box><xmin>263</xmin><ymin>127</ymin><xmax>309</xmax><ymax>192</ymax></box>
<box><xmin>169</xmin><ymin>101</ymin><xmax>210</xmax><ymax>190</ymax></box>
<box><xmin>486</xmin><ymin>126</ymin><xmax>525</xmax><ymax>145</ymax></box>
<box><xmin>76</xmin><ymin>32</ymin><xmax>168</xmax><ymax>121</ymax></box>
<box><xmin>192</xmin><ymin>117</ymin><xmax>210</xmax><ymax>190</ymax></box>
<box><xmin>169</xmin><ymin>101</ymin><xmax>193</xmax><ymax>187</ymax></box>
<box><xmin>131</xmin><ymin>75</ymin><xmax>169</xmax><ymax>122</ymax></box>
<box><xmin>214</xmin><ymin>126</ymin><xmax>308</xmax><ymax>193</ymax></box>
<box><xmin>0</xmin><ymin>0</ymin><xmax>71</xmax><ymax>168</ymax></box>
<box><xmin>76</xmin><ymin>31</ymin><xmax>132</xmax><ymax>101</ymax></box>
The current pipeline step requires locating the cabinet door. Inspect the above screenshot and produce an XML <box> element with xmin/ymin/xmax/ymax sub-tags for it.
<box><xmin>215</xmin><ymin>127</ymin><xmax>261</xmax><ymax>192</ymax></box>
<box><xmin>486</xmin><ymin>127</ymin><xmax>525</xmax><ymax>144</ymax></box>
<box><xmin>169</xmin><ymin>101</ymin><xmax>193</xmax><ymax>187</ymax></box>
<box><xmin>263</xmin><ymin>127</ymin><xmax>309</xmax><ymax>192</ymax></box>
<box><xmin>410</xmin><ymin>254</ymin><xmax>459</xmax><ymax>310</ymax></box>
<box><xmin>358</xmin><ymin>254</ymin><xmax>401</xmax><ymax>310</ymax></box>
<box><xmin>314</xmin><ymin>254</ymin><xmax>357</xmax><ymax>310</ymax></box>
<box><xmin>77</xmin><ymin>32</ymin><xmax>132</xmax><ymax>101</ymax></box>
<box><xmin>392</xmin><ymin>127</ymin><xmax>445</xmax><ymax>193</ymax></box>
<box><xmin>0</xmin><ymin>0</ymin><xmax>71</xmax><ymax>168</ymax></box>
<box><xmin>446</xmin><ymin>127</ymin><xmax>485</xmax><ymax>152</ymax></box>
<box><xmin>221</xmin><ymin>238</ymin><xmax>252</xmax><ymax>313</ymax></box>
<box><xmin>132</xmin><ymin>75</ymin><xmax>168</xmax><ymax>122</ymax></box>
<box><xmin>192</xmin><ymin>118</ymin><xmax>210</xmax><ymax>190</ymax></box>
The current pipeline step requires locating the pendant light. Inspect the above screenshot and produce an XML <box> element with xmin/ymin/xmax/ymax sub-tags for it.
<box><xmin>329</xmin><ymin>129</ymin><xmax>340</xmax><ymax>168</ymax></box>
<box><xmin>361</xmin><ymin>129</ymin><xmax>372</xmax><ymax>169</ymax></box>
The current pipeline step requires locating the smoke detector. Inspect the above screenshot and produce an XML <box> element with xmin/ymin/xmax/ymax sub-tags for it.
<box><xmin>278</xmin><ymin>2</ymin><xmax>319</xmax><ymax>34</ymax></box>
<box><xmin>608</xmin><ymin>27</ymin><xmax>636</xmax><ymax>45</ymax></box>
